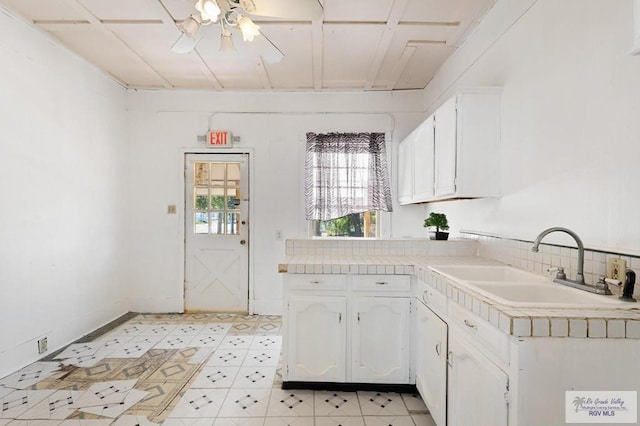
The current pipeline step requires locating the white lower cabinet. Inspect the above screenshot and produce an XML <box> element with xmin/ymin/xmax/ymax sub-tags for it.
<box><xmin>415</xmin><ymin>302</ymin><xmax>447</xmax><ymax>426</ymax></box>
<box><xmin>351</xmin><ymin>297</ymin><xmax>411</xmax><ymax>383</ymax></box>
<box><xmin>447</xmin><ymin>330</ymin><xmax>509</xmax><ymax>426</ymax></box>
<box><xmin>283</xmin><ymin>274</ymin><xmax>413</xmax><ymax>385</ymax></box>
<box><xmin>416</xmin><ymin>279</ymin><xmax>509</xmax><ymax>426</ymax></box>
<box><xmin>286</xmin><ymin>296</ymin><xmax>346</xmax><ymax>382</ymax></box>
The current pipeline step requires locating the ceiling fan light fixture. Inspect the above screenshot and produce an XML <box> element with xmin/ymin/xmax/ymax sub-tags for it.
<box><xmin>195</xmin><ymin>0</ymin><xmax>221</xmax><ymax>23</ymax></box>
<box><xmin>237</xmin><ymin>15</ymin><xmax>260</xmax><ymax>42</ymax></box>
<box><xmin>177</xmin><ymin>15</ymin><xmax>201</xmax><ymax>39</ymax></box>
<box><xmin>220</xmin><ymin>32</ymin><xmax>236</xmax><ymax>52</ymax></box>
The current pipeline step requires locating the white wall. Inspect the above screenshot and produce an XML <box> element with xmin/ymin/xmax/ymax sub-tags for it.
<box><xmin>126</xmin><ymin>90</ymin><xmax>427</xmax><ymax>314</ymax></box>
<box><xmin>0</xmin><ymin>8</ymin><xmax>129</xmax><ymax>377</ymax></box>
<box><xmin>422</xmin><ymin>0</ymin><xmax>640</xmax><ymax>254</ymax></box>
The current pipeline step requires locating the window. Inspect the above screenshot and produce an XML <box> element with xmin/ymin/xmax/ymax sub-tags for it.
<box><xmin>305</xmin><ymin>132</ymin><xmax>392</xmax><ymax>238</ymax></box>
<box><xmin>310</xmin><ymin>211</ymin><xmax>377</xmax><ymax>237</ymax></box>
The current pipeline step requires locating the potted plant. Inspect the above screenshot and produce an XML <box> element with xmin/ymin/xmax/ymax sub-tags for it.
<box><xmin>424</xmin><ymin>212</ymin><xmax>450</xmax><ymax>240</ymax></box>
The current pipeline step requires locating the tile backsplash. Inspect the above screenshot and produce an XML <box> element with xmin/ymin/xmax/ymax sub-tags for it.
<box><xmin>285</xmin><ymin>238</ymin><xmax>477</xmax><ymax>257</ymax></box>
<box><xmin>285</xmin><ymin>235</ymin><xmax>640</xmax><ymax>298</ymax></box>
<box><xmin>464</xmin><ymin>232</ymin><xmax>640</xmax><ymax>298</ymax></box>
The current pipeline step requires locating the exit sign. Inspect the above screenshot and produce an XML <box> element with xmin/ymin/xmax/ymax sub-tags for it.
<box><xmin>207</xmin><ymin>130</ymin><xmax>232</xmax><ymax>147</ymax></box>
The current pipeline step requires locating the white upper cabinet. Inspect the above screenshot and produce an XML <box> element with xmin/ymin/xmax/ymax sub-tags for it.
<box><xmin>413</xmin><ymin>115</ymin><xmax>436</xmax><ymax>200</ymax></box>
<box><xmin>398</xmin><ymin>88</ymin><xmax>501</xmax><ymax>204</ymax></box>
<box><xmin>433</xmin><ymin>97</ymin><xmax>457</xmax><ymax>198</ymax></box>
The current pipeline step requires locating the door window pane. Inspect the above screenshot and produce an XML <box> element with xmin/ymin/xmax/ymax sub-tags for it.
<box><xmin>210</xmin><ymin>212</ymin><xmax>224</xmax><ymax>234</ymax></box>
<box><xmin>227</xmin><ymin>189</ymin><xmax>241</xmax><ymax>209</ymax></box>
<box><xmin>194</xmin><ymin>163</ymin><xmax>209</xmax><ymax>185</ymax></box>
<box><xmin>210</xmin><ymin>163</ymin><xmax>225</xmax><ymax>186</ymax></box>
<box><xmin>227</xmin><ymin>213</ymin><xmax>240</xmax><ymax>235</ymax></box>
<box><xmin>191</xmin><ymin>160</ymin><xmax>243</xmax><ymax>235</ymax></box>
<box><xmin>195</xmin><ymin>187</ymin><xmax>209</xmax><ymax>209</ymax></box>
<box><xmin>227</xmin><ymin>163</ymin><xmax>241</xmax><ymax>186</ymax></box>
<box><xmin>194</xmin><ymin>211</ymin><xmax>209</xmax><ymax>234</ymax></box>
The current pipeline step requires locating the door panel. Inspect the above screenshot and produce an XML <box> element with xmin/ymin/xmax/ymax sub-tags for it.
<box><xmin>416</xmin><ymin>302</ymin><xmax>447</xmax><ymax>426</ymax></box>
<box><xmin>351</xmin><ymin>297</ymin><xmax>411</xmax><ymax>383</ymax></box>
<box><xmin>287</xmin><ymin>296</ymin><xmax>346</xmax><ymax>382</ymax></box>
<box><xmin>184</xmin><ymin>153</ymin><xmax>249</xmax><ymax>313</ymax></box>
<box><xmin>448</xmin><ymin>331</ymin><xmax>509</xmax><ymax>426</ymax></box>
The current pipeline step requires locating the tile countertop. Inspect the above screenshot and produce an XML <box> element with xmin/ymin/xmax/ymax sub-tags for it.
<box><xmin>279</xmin><ymin>255</ymin><xmax>640</xmax><ymax>339</ymax></box>
<box><xmin>277</xmin><ymin>255</ymin><xmax>498</xmax><ymax>274</ymax></box>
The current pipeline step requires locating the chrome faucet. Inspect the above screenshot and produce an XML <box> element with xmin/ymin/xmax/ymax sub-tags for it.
<box><xmin>532</xmin><ymin>227</ymin><xmax>611</xmax><ymax>295</ymax></box>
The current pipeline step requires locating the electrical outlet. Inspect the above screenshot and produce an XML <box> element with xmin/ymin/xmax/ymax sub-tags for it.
<box><xmin>37</xmin><ymin>337</ymin><xmax>48</xmax><ymax>354</ymax></box>
<box><xmin>607</xmin><ymin>258</ymin><xmax>627</xmax><ymax>281</ymax></box>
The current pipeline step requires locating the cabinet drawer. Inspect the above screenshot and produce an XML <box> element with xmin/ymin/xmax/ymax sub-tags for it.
<box><xmin>417</xmin><ymin>280</ymin><xmax>447</xmax><ymax>316</ymax></box>
<box><xmin>285</xmin><ymin>274</ymin><xmax>346</xmax><ymax>290</ymax></box>
<box><xmin>351</xmin><ymin>274</ymin><xmax>411</xmax><ymax>292</ymax></box>
<box><xmin>449</xmin><ymin>302</ymin><xmax>510</xmax><ymax>366</ymax></box>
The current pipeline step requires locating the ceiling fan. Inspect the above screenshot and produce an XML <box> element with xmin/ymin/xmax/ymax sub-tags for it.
<box><xmin>171</xmin><ymin>0</ymin><xmax>323</xmax><ymax>64</ymax></box>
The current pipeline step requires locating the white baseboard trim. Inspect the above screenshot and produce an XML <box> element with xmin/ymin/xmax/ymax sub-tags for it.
<box><xmin>252</xmin><ymin>299</ymin><xmax>283</xmax><ymax>316</ymax></box>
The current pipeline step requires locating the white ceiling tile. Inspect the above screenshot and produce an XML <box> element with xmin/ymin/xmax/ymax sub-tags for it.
<box><xmin>78</xmin><ymin>0</ymin><xmax>167</xmax><ymax>21</ymax></box>
<box><xmin>260</xmin><ymin>24</ymin><xmax>314</xmax><ymax>89</ymax></box>
<box><xmin>323</xmin><ymin>0</ymin><xmax>394</xmax><ymax>22</ymax></box>
<box><xmin>323</xmin><ymin>23</ymin><xmax>384</xmax><ymax>86</ymax></box>
<box><xmin>401</xmin><ymin>0</ymin><xmax>483</xmax><ymax>22</ymax></box>
<box><xmin>394</xmin><ymin>45</ymin><xmax>455</xmax><ymax>89</ymax></box>
<box><xmin>51</xmin><ymin>28</ymin><xmax>169</xmax><ymax>87</ymax></box>
<box><xmin>1</xmin><ymin>0</ymin><xmax>87</xmax><ymax>21</ymax></box>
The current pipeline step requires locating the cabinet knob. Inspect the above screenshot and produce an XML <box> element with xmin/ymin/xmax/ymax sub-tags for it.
<box><xmin>240</xmin><ymin>240</ymin><xmax>246</xmax><ymax>245</ymax></box>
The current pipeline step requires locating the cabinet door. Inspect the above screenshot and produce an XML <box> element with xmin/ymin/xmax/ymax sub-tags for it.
<box><xmin>416</xmin><ymin>302</ymin><xmax>447</xmax><ymax>426</ymax></box>
<box><xmin>434</xmin><ymin>96</ymin><xmax>457</xmax><ymax>197</ymax></box>
<box><xmin>398</xmin><ymin>137</ymin><xmax>414</xmax><ymax>204</ymax></box>
<box><xmin>351</xmin><ymin>297</ymin><xmax>411</xmax><ymax>383</ymax></box>
<box><xmin>447</xmin><ymin>331</ymin><xmax>509</xmax><ymax>426</ymax></box>
<box><xmin>287</xmin><ymin>296</ymin><xmax>346</xmax><ymax>382</ymax></box>
<box><xmin>413</xmin><ymin>115</ymin><xmax>435</xmax><ymax>201</ymax></box>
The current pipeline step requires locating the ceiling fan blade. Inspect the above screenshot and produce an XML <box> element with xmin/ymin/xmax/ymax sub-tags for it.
<box><xmin>249</xmin><ymin>0</ymin><xmax>322</xmax><ymax>20</ymax></box>
<box><xmin>212</xmin><ymin>29</ymin><xmax>284</xmax><ymax>64</ymax></box>
<box><xmin>171</xmin><ymin>25</ymin><xmax>209</xmax><ymax>54</ymax></box>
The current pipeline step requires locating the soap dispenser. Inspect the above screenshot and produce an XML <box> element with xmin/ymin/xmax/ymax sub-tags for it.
<box><xmin>619</xmin><ymin>269</ymin><xmax>637</xmax><ymax>302</ymax></box>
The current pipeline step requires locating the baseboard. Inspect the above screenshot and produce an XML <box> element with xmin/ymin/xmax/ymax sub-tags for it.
<box><xmin>282</xmin><ymin>381</ymin><xmax>417</xmax><ymax>393</ymax></box>
<box><xmin>252</xmin><ymin>299</ymin><xmax>283</xmax><ymax>315</ymax></box>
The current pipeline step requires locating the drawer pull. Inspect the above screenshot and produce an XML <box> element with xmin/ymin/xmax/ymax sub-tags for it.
<box><xmin>464</xmin><ymin>319</ymin><xmax>478</xmax><ymax>330</ymax></box>
<box><xmin>435</xmin><ymin>342</ymin><xmax>441</xmax><ymax>356</ymax></box>
<box><xmin>310</xmin><ymin>280</ymin><xmax>321</xmax><ymax>284</ymax></box>
<box><xmin>376</xmin><ymin>281</ymin><xmax>389</xmax><ymax>285</ymax></box>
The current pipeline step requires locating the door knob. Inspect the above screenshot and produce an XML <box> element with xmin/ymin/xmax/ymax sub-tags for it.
<box><xmin>240</xmin><ymin>240</ymin><xmax>246</xmax><ymax>245</ymax></box>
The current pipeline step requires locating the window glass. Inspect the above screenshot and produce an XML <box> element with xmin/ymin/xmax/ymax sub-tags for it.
<box><xmin>311</xmin><ymin>211</ymin><xmax>377</xmax><ymax>238</ymax></box>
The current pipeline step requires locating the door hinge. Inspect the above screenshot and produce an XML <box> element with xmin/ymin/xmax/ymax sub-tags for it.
<box><xmin>504</xmin><ymin>381</ymin><xmax>511</xmax><ymax>405</ymax></box>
